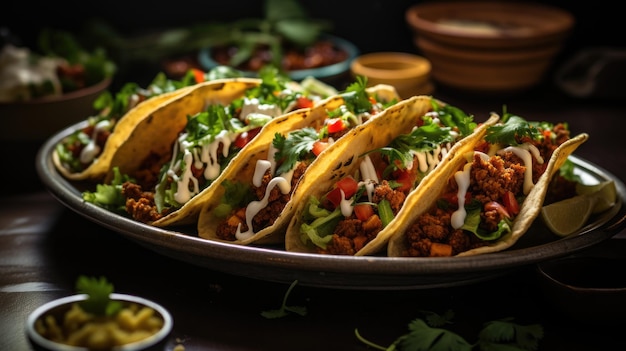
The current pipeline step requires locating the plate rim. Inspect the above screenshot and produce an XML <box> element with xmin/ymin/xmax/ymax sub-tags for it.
<box><xmin>36</xmin><ymin>121</ymin><xmax>626</xmax><ymax>289</ymax></box>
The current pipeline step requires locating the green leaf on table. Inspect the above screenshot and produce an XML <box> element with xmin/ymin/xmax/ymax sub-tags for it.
<box><xmin>261</xmin><ymin>280</ymin><xmax>307</xmax><ymax>319</ymax></box>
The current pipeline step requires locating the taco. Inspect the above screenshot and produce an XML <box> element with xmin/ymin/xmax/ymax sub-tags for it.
<box><xmin>195</xmin><ymin>79</ymin><xmax>400</xmax><ymax>245</ymax></box>
<box><xmin>53</xmin><ymin>70</ymin><xmax>204</xmax><ymax>181</ymax></box>
<box><xmin>83</xmin><ymin>69</ymin><xmax>337</xmax><ymax>226</ymax></box>
<box><xmin>284</xmin><ymin>96</ymin><xmax>498</xmax><ymax>256</ymax></box>
<box><xmin>386</xmin><ymin>111</ymin><xmax>589</xmax><ymax>257</ymax></box>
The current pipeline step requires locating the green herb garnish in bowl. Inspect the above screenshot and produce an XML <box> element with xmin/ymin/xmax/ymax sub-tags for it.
<box><xmin>26</xmin><ymin>275</ymin><xmax>173</xmax><ymax>351</ymax></box>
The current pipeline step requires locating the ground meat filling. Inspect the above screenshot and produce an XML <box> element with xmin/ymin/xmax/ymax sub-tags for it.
<box><xmin>216</xmin><ymin>162</ymin><xmax>309</xmax><ymax>241</ymax></box>
<box><xmin>403</xmin><ymin>151</ymin><xmax>527</xmax><ymax>257</ymax></box>
<box><xmin>319</xmin><ymin>180</ymin><xmax>407</xmax><ymax>255</ymax></box>
<box><xmin>122</xmin><ymin>182</ymin><xmax>172</xmax><ymax>224</ymax></box>
<box><xmin>118</xmin><ymin>150</ymin><xmax>176</xmax><ymax>224</ymax></box>
<box><xmin>402</xmin><ymin>124</ymin><xmax>570</xmax><ymax>257</ymax></box>
<box><xmin>120</xmin><ymin>139</ymin><xmax>224</xmax><ymax>224</ymax></box>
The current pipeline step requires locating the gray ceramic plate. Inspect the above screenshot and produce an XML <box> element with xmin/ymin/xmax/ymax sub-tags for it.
<box><xmin>36</xmin><ymin>121</ymin><xmax>626</xmax><ymax>290</ymax></box>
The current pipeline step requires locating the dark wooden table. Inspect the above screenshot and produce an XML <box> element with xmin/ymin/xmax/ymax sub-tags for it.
<box><xmin>2</xmin><ymin>80</ymin><xmax>625</xmax><ymax>351</ymax></box>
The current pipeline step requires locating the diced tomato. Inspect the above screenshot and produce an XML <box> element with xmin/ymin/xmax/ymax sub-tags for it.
<box><xmin>311</xmin><ymin>140</ymin><xmax>329</xmax><ymax>156</ymax></box>
<box><xmin>502</xmin><ymin>190</ymin><xmax>520</xmax><ymax>216</ymax></box>
<box><xmin>354</xmin><ymin>204</ymin><xmax>374</xmax><ymax>221</ymax></box>
<box><xmin>192</xmin><ymin>68</ymin><xmax>205</xmax><ymax>83</ymax></box>
<box><xmin>335</xmin><ymin>176</ymin><xmax>359</xmax><ymax>199</ymax></box>
<box><xmin>543</xmin><ymin>129</ymin><xmax>553</xmax><ymax>139</ymax></box>
<box><xmin>325</xmin><ymin>118</ymin><xmax>346</xmax><ymax>134</ymax></box>
<box><xmin>296</xmin><ymin>97</ymin><xmax>314</xmax><ymax>109</ymax></box>
<box><xmin>324</xmin><ymin>176</ymin><xmax>359</xmax><ymax>209</ymax></box>
<box><xmin>324</xmin><ymin>187</ymin><xmax>343</xmax><ymax>209</ymax></box>
<box><xmin>440</xmin><ymin>191</ymin><xmax>471</xmax><ymax>206</ymax></box>
<box><xmin>234</xmin><ymin>127</ymin><xmax>261</xmax><ymax>148</ymax></box>
<box><xmin>393</xmin><ymin>168</ymin><xmax>416</xmax><ymax>193</ymax></box>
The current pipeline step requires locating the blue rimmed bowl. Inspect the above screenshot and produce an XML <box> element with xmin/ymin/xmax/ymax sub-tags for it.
<box><xmin>197</xmin><ymin>34</ymin><xmax>359</xmax><ymax>83</ymax></box>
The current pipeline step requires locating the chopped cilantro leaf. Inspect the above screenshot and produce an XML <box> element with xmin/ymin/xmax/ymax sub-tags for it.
<box><xmin>273</xmin><ymin>128</ymin><xmax>320</xmax><ymax>175</ymax></box>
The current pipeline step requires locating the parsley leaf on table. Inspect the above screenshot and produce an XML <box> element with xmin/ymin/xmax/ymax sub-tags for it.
<box><xmin>260</xmin><ymin>280</ymin><xmax>307</xmax><ymax>319</ymax></box>
<box><xmin>355</xmin><ymin>310</ymin><xmax>544</xmax><ymax>351</ymax></box>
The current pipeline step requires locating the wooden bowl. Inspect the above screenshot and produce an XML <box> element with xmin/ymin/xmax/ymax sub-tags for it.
<box><xmin>350</xmin><ymin>52</ymin><xmax>433</xmax><ymax>98</ymax></box>
<box><xmin>405</xmin><ymin>1</ymin><xmax>575</xmax><ymax>93</ymax></box>
<box><xmin>0</xmin><ymin>78</ymin><xmax>111</xmax><ymax>142</ymax></box>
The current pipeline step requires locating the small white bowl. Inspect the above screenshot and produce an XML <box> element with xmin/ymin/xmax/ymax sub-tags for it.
<box><xmin>26</xmin><ymin>293</ymin><xmax>173</xmax><ymax>351</ymax></box>
<box><xmin>350</xmin><ymin>52</ymin><xmax>433</xmax><ymax>98</ymax></box>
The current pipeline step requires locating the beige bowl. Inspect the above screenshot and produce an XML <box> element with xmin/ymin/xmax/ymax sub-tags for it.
<box><xmin>350</xmin><ymin>52</ymin><xmax>433</xmax><ymax>98</ymax></box>
<box><xmin>405</xmin><ymin>1</ymin><xmax>575</xmax><ymax>93</ymax></box>
<box><xmin>0</xmin><ymin>78</ymin><xmax>111</xmax><ymax>142</ymax></box>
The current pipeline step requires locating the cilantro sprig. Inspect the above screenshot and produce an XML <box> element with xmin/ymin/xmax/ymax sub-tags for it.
<box><xmin>355</xmin><ymin>310</ymin><xmax>544</xmax><ymax>351</ymax></box>
<box><xmin>372</xmin><ymin>100</ymin><xmax>476</xmax><ymax>174</ymax></box>
<box><xmin>340</xmin><ymin>76</ymin><xmax>374</xmax><ymax>115</ymax></box>
<box><xmin>260</xmin><ymin>280</ymin><xmax>307</xmax><ymax>319</ymax></box>
<box><xmin>273</xmin><ymin>128</ymin><xmax>321</xmax><ymax>176</ymax></box>
<box><xmin>76</xmin><ymin>276</ymin><xmax>122</xmax><ymax>317</ymax></box>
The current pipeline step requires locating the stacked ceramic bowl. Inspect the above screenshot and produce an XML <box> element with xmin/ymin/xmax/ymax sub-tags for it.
<box><xmin>405</xmin><ymin>1</ymin><xmax>575</xmax><ymax>94</ymax></box>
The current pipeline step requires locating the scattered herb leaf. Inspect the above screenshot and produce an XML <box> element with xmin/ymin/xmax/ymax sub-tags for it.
<box><xmin>355</xmin><ymin>310</ymin><xmax>544</xmax><ymax>351</ymax></box>
<box><xmin>261</xmin><ymin>280</ymin><xmax>307</xmax><ymax>319</ymax></box>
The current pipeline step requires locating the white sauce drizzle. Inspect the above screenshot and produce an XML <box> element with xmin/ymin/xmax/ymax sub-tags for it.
<box><xmin>450</xmin><ymin>142</ymin><xmax>544</xmax><ymax>228</ymax></box>
<box><xmin>235</xmin><ymin>157</ymin><xmax>296</xmax><ymax>240</ymax></box>
<box><xmin>253</xmin><ymin>160</ymin><xmax>272</xmax><ymax>187</ymax></box>
<box><xmin>451</xmin><ymin>162</ymin><xmax>472</xmax><ymax>229</ymax></box>
<box><xmin>80</xmin><ymin>119</ymin><xmax>112</xmax><ymax>164</ymax></box>
<box><xmin>360</xmin><ymin>155</ymin><xmax>379</xmax><ymax>184</ymax></box>
<box><xmin>164</xmin><ymin>97</ymin><xmax>285</xmax><ymax>206</ymax></box>
<box><xmin>339</xmin><ymin>190</ymin><xmax>353</xmax><ymax>217</ymax></box>
<box><xmin>240</xmin><ymin>97</ymin><xmax>283</xmax><ymax>119</ymax></box>
<box><xmin>359</xmin><ymin>156</ymin><xmax>379</xmax><ymax>203</ymax></box>
<box><xmin>413</xmin><ymin>143</ymin><xmax>453</xmax><ymax>174</ymax></box>
<box><xmin>450</xmin><ymin>152</ymin><xmax>489</xmax><ymax>229</ymax></box>
<box><xmin>172</xmin><ymin>149</ymin><xmax>199</xmax><ymax>204</ymax></box>
<box><xmin>202</xmin><ymin>129</ymin><xmax>232</xmax><ymax>180</ymax></box>
<box><xmin>497</xmin><ymin>142</ymin><xmax>543</xmax><ymax>195</ymax></box>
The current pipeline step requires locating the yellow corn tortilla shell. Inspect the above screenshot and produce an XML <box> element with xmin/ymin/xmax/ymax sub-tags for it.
<box><xmin>52</xmin><ymin>85</ymin><xmax>196</xmax><ymax>181</ymax></box>
<box><xmin>195</xmin><ymin>85</ymin><xmax>401</xmax><ymax>245</ymax></box>
<box><xmin>102</xmin><ymin>78</ymin><xmax>263</xmax><ymax>185</ymax></box>
<box><xmin>285</xmin><ymin>102</ymin><xmax>499</xmax><ymax>256</ymax></box>
<box><xmin>386</xmin><ymin>130</ymin><xmax>589</xmax><ymax>257</ymax></box>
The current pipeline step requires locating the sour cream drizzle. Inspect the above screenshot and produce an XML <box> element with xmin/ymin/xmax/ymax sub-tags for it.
<box><xmin>80</xmin><ymin>119</ymin><xmax>112</xmax><ymax>164</ymax></box>
<box><xmin>240</xmin><ymin>97</ymin><xmax>285</xmax><ymax>118</ymax></box>
<box><xmin>412</xmin><ymin>142</ymin><xmax>454</xmax><ymax>173</ymax></box>
<box><xmin>497</xmin><ymin>143</ymin><xmax>543</xmax><ymax>195</ymax></box>
<box><xmin>235</xmin><ymin>144</ymin><xmax>296</xmax><ymax>240</ymax></box>
<box><xmin>451</xmin><ymin>143</ymin><xmax>544</xmax><ymax>228</ymax></box>
<box><xmin>451</xmin><ymin>162</ymin><xmax>473</xmax><ymax>229</ymax></box>
<box><xmin>164</xmin><ymin>98</ymin><xmax>285</xmax><ymax>206</ymax></box>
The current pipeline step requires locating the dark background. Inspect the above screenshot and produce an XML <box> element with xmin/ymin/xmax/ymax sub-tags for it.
<box><xmin>2</xmin><ymin>0</ymin><xmax>623</xmax><ymax>91</ymax></box>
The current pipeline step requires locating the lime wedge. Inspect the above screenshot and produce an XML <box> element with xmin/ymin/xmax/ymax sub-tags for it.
<box><xmin>541</xmin><ymin>180</ymin><xmax>617</xmax><ymax>236</ymax></box>
<box><xmin>576</xmin><ymin>180</ymin><xmax>616</xmax><ymax>213</ymax></box>
<box><xmin>541</xmin><ymin>195</ymin><xmax>595</xmax><ymax>237</ymax></box>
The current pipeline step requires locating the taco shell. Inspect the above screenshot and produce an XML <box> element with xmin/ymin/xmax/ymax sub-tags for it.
<box><xmin>285</xmin><ymin>101</ymin><xmax>499</xmax><ymax>256</ymax></box>
<box><xmin>52</xmin><ymin>85</ymin><xmax>196</xmax><ymax>181</ymax></box>
<box><xmin>101</xmin><ymin>78</ymin><xmax>263</xmax><ymax>185</ymax></box>
<box><xmin>386</xmin><ymin>129</ymin><xmax>589</xmax><ymax>257</ymax></box>
<box><xmin>195</xmin><ymin>85</ymin><xmax>401</xmax><ymax>245</ymax></box>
